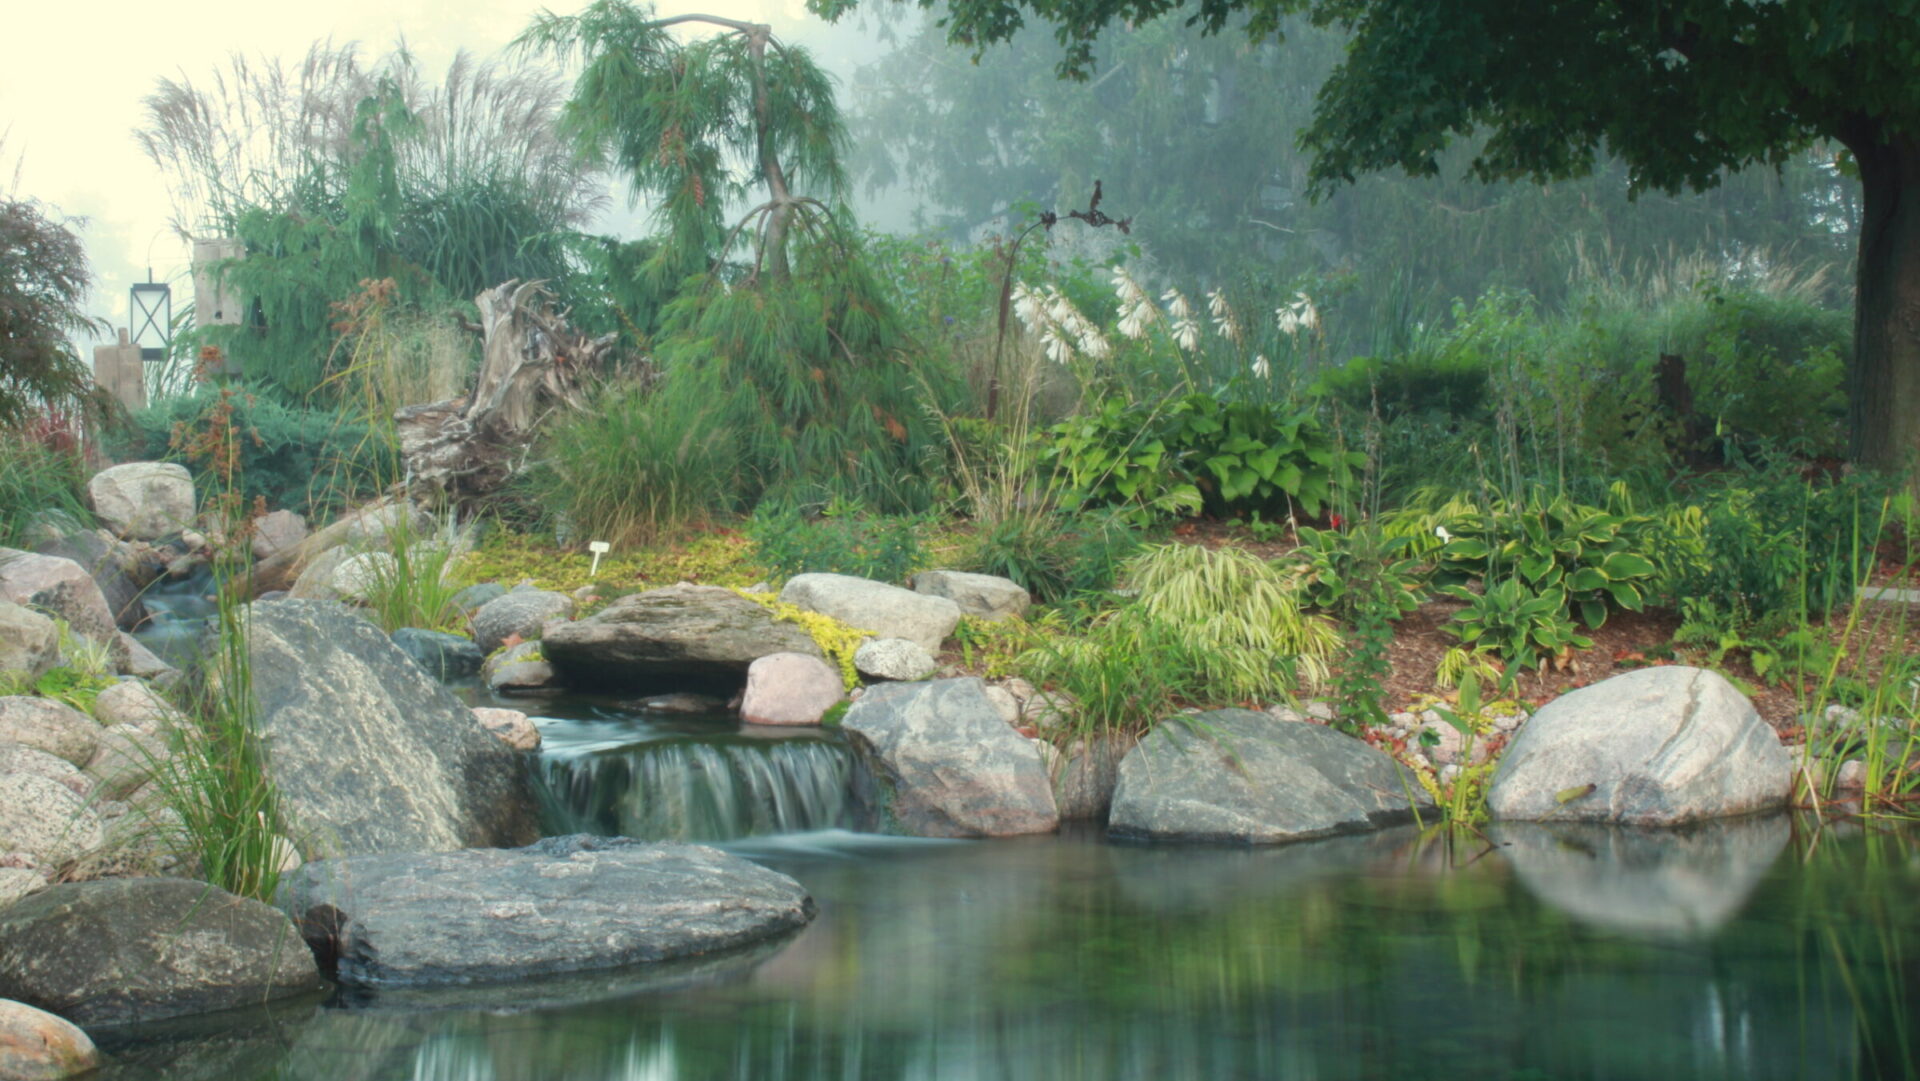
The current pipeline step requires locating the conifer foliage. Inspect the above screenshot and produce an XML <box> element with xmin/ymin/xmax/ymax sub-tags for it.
<box><xmin>522</xmin><ymin>1</ymin><xmax>955</xmax><ymax>525</ymax></box>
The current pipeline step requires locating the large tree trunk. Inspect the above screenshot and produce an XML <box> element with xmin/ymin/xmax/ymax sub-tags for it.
<box><xmin>1847</xmin><ymin>134</ymin><xmax>1920</xmax><ymax>475</ymax></box>
<box><xmin>395</xmin><ymin>281</ymin><xmax>622</xmax><ymax>512</ymax></box>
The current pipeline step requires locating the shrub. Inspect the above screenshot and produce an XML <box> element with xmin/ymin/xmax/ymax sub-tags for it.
<box><xmin>532</xmin><ymin>383</ymin><xmax>740</xmax><ymax>545</ymax></box>
<box><xmin>113</xmin><ymin>386</ymin><xmax>391</xmax><ymax>520</ymax></box>
<box><xmin>746</xmin><ymin>504</ymin><xmax>930</xmax><ymax>584</ymax></box>
<box><xmin>0</xmin><ymin>429</ymin><xmax>92</xmax><ymax>548</ymax></box>
<box><xmin>964</xmin><ymin>509</ymin><xmax>1139</xmax><ymax>603</ymax></box>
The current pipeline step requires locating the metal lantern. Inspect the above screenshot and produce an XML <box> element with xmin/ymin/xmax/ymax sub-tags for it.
<box><xmin>129</xmin><ymin>273</ymin><xmax>171</xmax><ymax>363</ymax></box>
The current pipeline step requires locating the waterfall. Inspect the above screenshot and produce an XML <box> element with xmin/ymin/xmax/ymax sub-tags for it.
<box><xmin>537</xmin><ymin>735</ymin><xmax>852</xmax><ymax>842</ymax></box>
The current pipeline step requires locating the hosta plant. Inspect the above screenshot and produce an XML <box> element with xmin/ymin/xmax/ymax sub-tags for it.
<box><xmin>1433</xmin><ymin>496</ymin><xmax>1658</xmax><ymax>629</ymax></box>
<box><xmin>1443</xmin><ymin>579</ymin><xmax>1593</xmax><ymax>672</ymax></box>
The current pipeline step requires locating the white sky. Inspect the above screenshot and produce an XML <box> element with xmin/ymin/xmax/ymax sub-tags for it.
<box><xmin>0</xmin><ymin>0</ymin><xmax>872</xmax><ymax>354</ymax></box>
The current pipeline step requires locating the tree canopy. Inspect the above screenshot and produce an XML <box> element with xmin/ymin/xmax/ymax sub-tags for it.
<box><xmin>813</xmin><ymin>0</ymin><xmax>1920</xmax><ymax>471</ymax></box>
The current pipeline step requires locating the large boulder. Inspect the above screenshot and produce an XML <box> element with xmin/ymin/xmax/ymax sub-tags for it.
<box><xmin>0</xmin><ymin>877</ymin><xmax>323</xmax><ymax>1025</ymax></box>
<box><xmin>0</xmin><ymin>698</ymin><xmax>99</xmax><ymax>769</ymax></box>
<box><xmin>840</xmin><ymin>678</ymin><xmax>1058</xmax><ymax>837</ymax></box>
<box><xmin>276</xmin><ymin>835</ymin><xmax>814</xmax><ymax>986</ymax></box>
<box><xmin>0</xmin><ymin>604</ymin><xmax>58</xmax><ymax>684</ymax></box>
<box><xmin>1486</xmin><ymin>666</ymin><xmax>1794</xmax><ymax>825</ymax></box>
<box><xmin>543</xmin><ymin>584</ymin><xmax>822</xmax><ymax>693</ymax></box>
<box><xmin>0</xmin><ymin>774</ymin><xmax>102</xmax><ymax>869</ymax></box>
<box><xmin>739</xmin><ymin>652</ymin><xmax>844</xmax><ymax>726</ymax></box>
<box><xmin>468</xmin><ymin>589</ymin><xmax>574</xmax><ymax>654</ymax></box>
<box><xmin>1108</xmin><ymin>709</ymin><xmax>1428</xmax><ymax>844</ymax></box>
<box><xmin>910</xmin><ymin>570</ymin><xmax>1031</xmax><ymax>622</ymax></box>
<box><xmin>87</xmin><ymin>462</ymin><xmax>196</xmax><ymax>541</ymax></box>
<box><xmin>244</xmin><ymin>599</ymin><xmax>540</xmax><ymax>858</ymax></box>
<box><xmin>779</xmin><ymin>574</ymin><xmax>961</xmax><ymax>654</ymax></box>
<box><xmin>29</xmin><ymin>530</ymin><xmax>150</xmax><ymax>631</ymax></box>
<box><xmin>0</xmin><ymin>998</ymin><xmax>97</xmax><ymax>1080</ymax></box>
<box><xmin>0</xmin><ymin>551</ymin><xmax>125</xmax><ymax>670</ymax></box>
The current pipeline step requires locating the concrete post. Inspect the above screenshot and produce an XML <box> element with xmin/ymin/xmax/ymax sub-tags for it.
<box><xmin>191</xmin><ymin>237</ymin><xmax>245</xmax><ymax>376</ymax></box>
<box><xmin>93</xmin><ymin>328</ymin><xmax>145</xmax><ymax>413</ymax></box>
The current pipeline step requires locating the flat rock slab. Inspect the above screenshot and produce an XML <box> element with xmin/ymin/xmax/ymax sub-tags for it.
<box><xmin>1487</xmin><ymin>665</ymin><xmax>1793</xmax><ymax>825</ymax></box>
<box><xmin>543</xmin><ymin>584</ymin><xmax>821</xmax><ymax>693</ymax></box>
<box><xmin>1108</xmin><ymin>709</ymin><xmax>1428</xmax><ymax>844</ymax></box>
<box><xmin>0</xmin><ymin>878</ymin><xmax>322</xmax><ymax>1026</ymax></box>
<box><xmin>779</xmin><ymin>574</ymin><xmax>961</xmax><ymax>654</ymax></box>
<box><xmin>840</xmin><ymin>678</ymin><xmax>1058</xmax><ymax>837</ymax></box>
<box><xmin>276</xmin><ymin>835</ymin><xmax>814</xmax><ymax>987</ymax></box>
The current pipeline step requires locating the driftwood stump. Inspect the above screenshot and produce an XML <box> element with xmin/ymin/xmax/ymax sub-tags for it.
<box><xmin>395</xmin><ymin>281</ymin><xmax>619</xmax><ymax>511</ymax></box>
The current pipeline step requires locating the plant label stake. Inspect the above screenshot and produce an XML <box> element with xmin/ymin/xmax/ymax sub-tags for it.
<box><xmin>589</xmin><ymin>541</ymin><xmax>610</xmax><ymax>578</ymax></box>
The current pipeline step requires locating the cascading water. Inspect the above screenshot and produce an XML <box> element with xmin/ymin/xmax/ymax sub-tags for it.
<box><xmin>533</xmin><ymin>713</ymin><xmax>854</xmax><ymax>843</ymax></box>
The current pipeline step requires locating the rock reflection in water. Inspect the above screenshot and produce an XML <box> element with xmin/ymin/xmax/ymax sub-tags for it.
<box><xmin>1493</xmin><ymin>813</ymin><xmax>1791</xmax><ymax>939</ymax></box>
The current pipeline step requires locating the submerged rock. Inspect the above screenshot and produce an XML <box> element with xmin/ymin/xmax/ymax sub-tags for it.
<box><xmin>0</xmin><ymin>877</ymin><xmax>322</xmax><ymax>1026</ymax></box>
<box><xmin>276</xmin><ymin>835</ymin><xmax>814</xmax><ymax>987</ymax></box>
<box><xmin>543</xmin><ymin>584</ymin><xmax>821</xmax><ymax>693</ymax></box>
<box><xmin>1486</xmin><ymin>666</ymin><xmax>1793</xmax><ymax>825</ymax></box>
<box><xmin>244</xmin><ymin>599</ymin><xmax>540</xmax><ymax>858</ymax></box>
<box><xmin>840</xmin><ymin>677</ymin><xmax>1058</xmax><ymax>837</ymax></box>
<box><xmin>1108</xmin><ymin>709</ymin><xmax>1428</xmax><ymax>844</ymax></box>
<box><xmin>779</xmin><ymin>574</ymin><xmax>960</xmax><ymax>654</ymax></box>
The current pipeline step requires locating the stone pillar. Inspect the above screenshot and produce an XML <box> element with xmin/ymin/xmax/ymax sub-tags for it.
<box><xmin>191</xmin><ymin>237</ymin><xmax>245</xmax><ymax>376</ymax></box>
<box><xmin>93</xmin><ymin>328</ymin><xmax>145</xmax><ymax>413</ymax></box>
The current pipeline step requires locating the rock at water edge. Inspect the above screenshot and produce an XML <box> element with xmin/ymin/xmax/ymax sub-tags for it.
<box><xmin>0</xmin><ymin>877</ymin><xmax>322</xmax><ymax>1026</ymax></box>
<box><xmin>1108</xmin><ymin>709</ymin><xmax>1427</xmax><ymax>844</ymax></box>
<box><xmin>779</xmin><ymin>574</ymin><xmax>961</xmax><ymax>654</ymax></box>
<box><xmin>740</xmin><ymin>653</ymin><xmax>843</xmax><ymax>726</ymax></box>
<box><xmin>276</xmin><ymin>835</ymin><xmax>813</xmax><ymax>986</ymax></box>
<box><xmin>1486</xmin><ymin>666</ymin><xmax>1793</xmax><ymax>825</ymax></box>
<box><xmin>839</xmin><ymin>677</ymin><xmax>1057</xmax><ymax>837</ymax></box>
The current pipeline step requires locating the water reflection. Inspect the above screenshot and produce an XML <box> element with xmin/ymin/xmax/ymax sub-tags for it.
<box><xmin>99</xmin><ymin>823</ymin><xmax>1915</xmax><ymax>1080</ymax></box>
<box><xmin>1493</xmin><ymin>814</ymin><xmax>1792</xmax><ymax>939</ymax></box>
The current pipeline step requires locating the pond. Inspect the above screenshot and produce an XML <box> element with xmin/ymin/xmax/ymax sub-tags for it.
<box><xmin>95</xmin><ymin>697</ymin><xmax>1920</xmax><ymax>1081</ymax></box>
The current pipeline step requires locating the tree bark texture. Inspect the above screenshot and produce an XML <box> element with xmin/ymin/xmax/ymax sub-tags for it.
<box><xmin>1848</xmin><ymin>135</ymin><xmax>1920</xmax><ymax>476</ymax></box>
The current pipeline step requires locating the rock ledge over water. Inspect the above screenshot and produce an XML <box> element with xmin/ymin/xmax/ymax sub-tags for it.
<box><xmin>277</xmin><ymin>835</ymin><xmax>814</xmax><ymax>986</ymax></box>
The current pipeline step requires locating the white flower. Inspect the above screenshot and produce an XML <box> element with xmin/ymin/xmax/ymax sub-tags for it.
<box><xmin>1011</xmin><ymin>282</ymin><xmax>1044</xmax><ymax>332</ymax></box>
<box><xmin>1251</xmin><ymin>354</ymin><xmax>1271</xmax><ymax>378</ymax></box>
<box><xmin>1162</xmin><ymin>288</ymin><xmax>1194</xmax><ymax>322</ymax></box>
<box><xmin>1435</xmin><ymin>526</ymin><xmax>1453</xmax><ymax>542</ymax></box>
<box><xmin>1208</xmin><ymin>288</ymin><xmax>1243</xmax><ymax>345</ymax></box>
<box><xmin>1172</xmin><ymin>315</ymin><xmax>1200</xmax><ymax>353</ymax></box>
<box><xmin>1276</xmin><ymin>291</ymin><xmax>1320</xmax><ymax>338</ymax></box>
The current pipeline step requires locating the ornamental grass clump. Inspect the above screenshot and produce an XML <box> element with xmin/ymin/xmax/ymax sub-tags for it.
<box><xmin>1019</xmin><ymin>542</ymin><xmax>1338</xmax><ymax>737</ymax></box>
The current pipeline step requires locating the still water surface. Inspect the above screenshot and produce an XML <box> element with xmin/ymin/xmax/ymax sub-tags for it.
<box><xmin>96</xmin><ymin>701</ymin><xmax>1920</xmax><ymax>1081</ymax></box>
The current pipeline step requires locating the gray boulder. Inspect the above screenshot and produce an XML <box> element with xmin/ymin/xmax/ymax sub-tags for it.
<box><xmin>1486</xmin><ymin>666</ymin><xmax>1793</xmax><ymax>825</ymax></box>
<box><xmin>87</xmin><ymin>462</ymin><xmax>196</xmax><ymax>541</ymax></box>
<box><xmin>30</xmin><ymin>530</ymin><xmax>150</xmax><ymax>631</ymax></box>
<box><xmin>276</xmin><ymin>835</ymin><xmax>814</xmax><ymax>986</ymax></box>
<box><xmin>840</xmin><ymin>678</ymin><xmax>1058</xmax><ymax>837</ymax></box>
<box><xmin>0</xmin><ymin>744</ymin><xmax>90</xmax><ymax>797</ymax></box>
<box><xmin>0</xmin><ymin>698</ymin><xmax>99</xmax><ymax>768</ymax></box>
<box><xmin>779</xmin><ymin>573</ymin><xmax>961</xmax><ymax>654</ymax></box>
<box><xmin>1108</xmin><ymin>709</ymin><xmax>1428</xmax><ymax>844</ymax></box>
<box><xmin>249</xmin><ymin>510</ymin><xmax>307</xmax><ymax>561</ymax></box>
<box><xmin>543</xmin><ymin>584</ymin><xmax>822</xmax><ymax>693</ymax></box>
<box><xmin>468</xmin><ymin>590</ymin><xmax>574</xmax><ymax>654</ymax></box>
<box><xmin>244</xmin><ymin>599</ymin><xmax>540</xmax><ymax>858</ymax></box>
<box><xmin>389</xmin><ymin>628</ymin><xmax>484</xmax><ymax>682</ymax></box>
<box><xmin>0</xmin><ymin>550</ymin><xmax>125</xmax><ymax>670</ymax></box>
<box><xmin>1048</xmin><ymin>734</ymin><xmax>1134</xmax><ymax>822</ymax></box>
<box><xmin>911</xmin><ymin>569</ymin><xmax>1031</xmax><ymax>622</ymax></box>
<box><xmin>89</xmin><ymin>679</ymin><xmax>178</xmax><ymax>727</ymax></box>
<box><xmin>0</xmin><ymin>877</ymin><xmax>322</xmax><ymax>1025</ymax></box>
<box><xmin>0</xmin><ymin>603</ymin><xmax>57</xmax><ymax>684</ymax></box>
<box><xmin>116</xmin><ymin>633</ymin><xmax>178</xmax><ymax>686</ymax></box>
<box><xmin>852</xmin><ymin>636</ymin><xmax>937</xmax><ymax>682</ymax></box>
<box><xmin>481</xmin><ymin>640</ymin><xmax>558</xmax><ymax>692</ymax></box>
<box><xmin>450</xmin><ymin>582</ymin><xmax>507</xmax><ymax>614</ymax></box>
<box><xmin>0</xmin><ymin>773</ymin><xmax>102</xmax><ymax>868</ymax></box>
